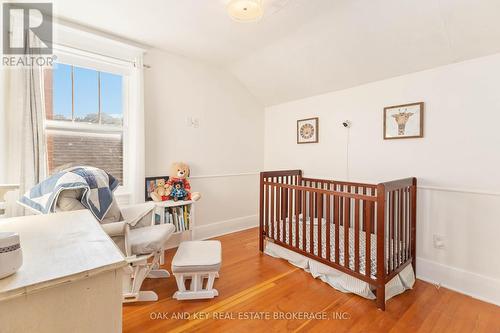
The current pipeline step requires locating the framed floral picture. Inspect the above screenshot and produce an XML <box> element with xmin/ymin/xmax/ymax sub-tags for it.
<box><xmin>384</xmin><ymin>102</ymin><xmax>424</xmax><ymax>139</ymax></box>
<box><xmin>297</xmin><ymin>117</ymin><xmax>319</xmax><ymax>144</ymax></box>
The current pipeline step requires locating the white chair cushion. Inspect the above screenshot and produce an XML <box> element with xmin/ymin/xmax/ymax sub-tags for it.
<box><xmin>172</xmin><ymin>240</ymin><xmax>221</xmax><ymax>273</ymax></box>
<box><xmin>56</xmin><ymin>189</ymin><xmax>86</xmax><ymax>211</ymax></box>
<box><xmin>128</xmin><ymin>223</ymin><xmax>175</xmax><ymax>255</ymax></box>
<box><xmin>56</xmin><ymin>189</ymin><xmax>123</xmax><ymax>224</ymax></box>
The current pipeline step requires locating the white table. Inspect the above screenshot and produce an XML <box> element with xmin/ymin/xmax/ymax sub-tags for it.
<box><xmin>0</xmin><ymin>210</ymin><xmax>127</xmax><ymax>333</ymax></box>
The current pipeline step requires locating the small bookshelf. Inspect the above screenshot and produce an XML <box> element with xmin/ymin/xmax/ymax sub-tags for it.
<box><xmin>153</xmin><ymin>200</ymin><xmax>195</xmax><ymax>235</ymax></box>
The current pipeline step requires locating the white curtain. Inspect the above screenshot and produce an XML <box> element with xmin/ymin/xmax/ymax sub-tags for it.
<box><xmin>4</xmin><ymin>32</ymin><xmax>48</xmax><ymax>217</ymax></box>
<box><xmin>127</xmin><ymin>55</ymin><xmax>146</xmax><ymax>204</ymax></box>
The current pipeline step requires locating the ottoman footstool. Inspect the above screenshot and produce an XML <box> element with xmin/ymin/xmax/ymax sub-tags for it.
<box><xmin>171</xmin><ymin>240</ymin><xmax>221</xmax><ymax>300</ymax></box>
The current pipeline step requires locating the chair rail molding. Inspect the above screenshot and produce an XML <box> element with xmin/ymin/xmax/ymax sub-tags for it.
<box><xmin>418</xmin><ymin>185</ymin><xmax>500</xmax><ymax>197</ymax></box>
<box><xmin>306</xmin><ymin>174</ymin><xmax>500</xmax><ymax>197</ymax></box>
<box><xmin>185</xmin><ymin>172</ymin><xmax>259</xmax><ymax>180</ymax></box>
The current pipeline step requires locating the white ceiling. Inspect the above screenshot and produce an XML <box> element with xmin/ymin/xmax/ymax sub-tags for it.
<box><xmin>51</xmin><ymin>0</ymin><xmax>500</xmax><ymax>106</ymax></box>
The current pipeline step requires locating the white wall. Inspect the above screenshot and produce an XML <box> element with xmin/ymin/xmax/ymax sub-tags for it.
<box><xmin>144</xmin><ymin>49</ymin><xmax>264</xmax><ymax>244</ymax></box>
<box><xmin>264</xmin><ymin>53</ymin><xmax>500</xmax><ymax>305</ymax></box>
<box><xmin>0</xmin><ymin>67</ymin><xmax>5</xmax><ymax>183</ymax></box>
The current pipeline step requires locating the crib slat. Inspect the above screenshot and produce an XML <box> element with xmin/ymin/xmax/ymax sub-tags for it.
<box><xmin>344</xmin><ymin>197</ymin><xmax>350</xmax><ymax>268</ymax></box>
<box><xmin>309</xmin><ymin>190</ymin><xmax>314</xmax><ymax>254</ymax></box>
<box><xmin>362</xmin><ymin>188</ymin><xmax>367</xmax><ymax>233</ymax></box>
<box><xmin>400</xmin><ymin>189</ymin><xmax>405</xmax><ymax>263</ymax></box>
<box><xmin>285</xmin><ymin>187</ymin><xmax>288</xmax><ymax>235</ymax></box>
<box><xmin>270</xmin><ymin>185</ymin><xmax>275</xmax><ymax>239</ymax></box>
<box><xmin>406</xmin><ymin>187</ymin><xmax>410</xmax><ymax>262</ymax></box>
<box><xmin>365</xmin><ymin>201</ymin><xmax>372</xmax><ymax>278</ymax></box>
<box><xmin>277</xmin><ymin>186</ymin><xmax>282</xmax><ymax>242</ymax></box>
<box><xmin>289</xmin><ymin>187</ymin><xmax>293</xmax><ymax>246</ymax></box>
<box><xmin>283</xmin><ymin>185</ymin><xmax>288</xmax><ymax>219</ymax></box>
<box><xmin>404</xmin><ymin>188</ymin><xmax>407</xmax><ymax>263</ymax></box>
<box><xmin>339</xmin><ymin>186</ymin><xmax>344</xmax><ymax>227</ymax></box>
<box><xmin>406</xmin><ymin>187</ymin><xmax>410</xmax><ymax>261</ymax></box>
<box><xmin>326</xmin><ymin>194</ymin><xmax>331</xmax><ymax>262</ymax></box>
<box><xmin>396</xmin><ymin>190</ymin><xmax>400</xmax><ymax>270</ymax></box>
<box><xmin>395</xmin><ymin>190</ymin><xmax>399</xmax><ymax>270</ymax></box>
<box><xmin>391</xmin><ymin>190</ymin><xmax>396</xmax><ymax>271</ymax></box>
<box><xmin>302</xmin><ymin>190</ymin><xmax>307</xmax><ymax>251</ymax></box>
<box><xmin>354</xmin><ymin>199</ymin><xmax>360</xmax><ymax>273</ymax></box>
<box><xmin>295</xmin><ymin>189</ymin><xmax>300</xmax><ymax>248</ymax></box>
<box><xmin>334</xmin><ymin>195</ymin><xmax>340</xmax><ymax>264</ymax></box>
<box><xmin>265</xmin><ymin>184</ymin><xmax>269</xmax><ymax>237</ymax></box>
<box><xmin>317</xmin><ymin>193</ymin><xmax>323</xmax><ymax>258</ymax></box>
<box><xmin>286</xmin><ymin>187</ymin><xmax>290</xmax><ymax>233</ymax></box>
<box><xmin>389</xmin><ymin>191</ymin><xmax>394</xmax><ymax>272</ymax></box>
<box><xmin>282</xmin><ymin>187</ymin><xmax>286</xmax><ymax>241</ymax></box>
<box><xmin>394</xmin><ymin>190</ymin><xmax>398</xmax><ymax>270</ymax></box>
<box><xmin>398</xmin><ymin>188</ymin><xmax>403</xmax><ymax>267</ymax></box>
<box><xmin>392</xmin><ymin>190</ymin><xmax>396</xmax><ymax>270</ymax></box>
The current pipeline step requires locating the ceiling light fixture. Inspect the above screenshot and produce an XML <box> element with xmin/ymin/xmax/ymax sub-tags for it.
<box><xmin>227</xmin><ymin>0</ymin><xmax>263</xmax><ymax>23</ymax></box>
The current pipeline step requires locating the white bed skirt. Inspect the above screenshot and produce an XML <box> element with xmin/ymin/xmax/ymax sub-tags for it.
<box><xmin>265</xmin><ymin>240</ymin><xmax>415</xmax><ymax>301</ymax></box>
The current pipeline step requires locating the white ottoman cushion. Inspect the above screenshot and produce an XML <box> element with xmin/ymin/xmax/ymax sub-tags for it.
<box><xmin>172</xmin><ymin>240</ymin><xmax>221</xmax><ymax>273</ymax></box>
<box><xmin>128</xmin><ymin>223</ymin><xmax>175</xmax><ymax>255</ymax></box>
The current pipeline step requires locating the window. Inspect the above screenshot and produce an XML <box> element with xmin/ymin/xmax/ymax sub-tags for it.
<box><xmin>44</xmin><ymin>62</ymin><xmax>125</xmax><ymax>184</ymax></box>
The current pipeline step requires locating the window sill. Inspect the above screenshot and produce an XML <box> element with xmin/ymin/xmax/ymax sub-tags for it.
<box><xmin>114</xmin><ymin>187</ymin><xmax>131</xmax><ymax>206</ymax></box>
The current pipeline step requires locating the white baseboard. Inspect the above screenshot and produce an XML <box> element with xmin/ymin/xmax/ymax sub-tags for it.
<box><xmin>416</xmin><ymin>257</ymin><xmax>500</xmax><ymax>306</ymax></box>
<box><xmin>194</xmin><ymin>214</ymin><xmax>258</xmax><ymax>241</ymax></box>
<box><xmin>164</xmin><ymin>215</ymin><xmax>258</xmax><ymax>250</ymax></box>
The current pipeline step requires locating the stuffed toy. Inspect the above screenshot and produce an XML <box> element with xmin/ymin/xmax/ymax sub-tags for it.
<box><xmin>150</xmin><ymin>179</ymin><xmax>171</xmax><ymax>202</ymax></box>
<box><xmin>165</xmin><ymin>162</ymin><xmax>201</xmax><ymax>201</ymax></box>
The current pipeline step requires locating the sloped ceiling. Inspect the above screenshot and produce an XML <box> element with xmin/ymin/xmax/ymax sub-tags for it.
<box><xmin>51</xmin><ymin>0</ymin><xmax>500</xmax><ymax>106</ymax></box>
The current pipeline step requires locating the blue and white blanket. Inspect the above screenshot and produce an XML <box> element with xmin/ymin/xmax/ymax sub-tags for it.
<box><xmin>19</xmin><ymin>166</ymin><xmax>119</xmax><ymax>221</ymax></box>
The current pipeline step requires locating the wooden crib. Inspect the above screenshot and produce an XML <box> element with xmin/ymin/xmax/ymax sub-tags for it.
<box><xmin>259</xmin><ymin>170</ymin><xmax>417</xmax><ymax>310</ymax></box>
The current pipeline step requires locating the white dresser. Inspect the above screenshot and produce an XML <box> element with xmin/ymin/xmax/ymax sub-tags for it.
<box><xmin>0</xmin><ymin>210</ymin><xmax>127</xmax><ymax>333</ymax></box>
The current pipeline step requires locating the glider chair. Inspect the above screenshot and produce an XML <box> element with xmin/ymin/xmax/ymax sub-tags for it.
<box><xmin>55</xmin><ymin>189</ymin><xmax>175</xmax><ymax>303</ymax></box>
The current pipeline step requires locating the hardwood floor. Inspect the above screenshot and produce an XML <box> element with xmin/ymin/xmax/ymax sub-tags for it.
<box><xmin>123</xmin><ymin>228</ymin><xmax>500</xmax><ymax>333</ymax></box>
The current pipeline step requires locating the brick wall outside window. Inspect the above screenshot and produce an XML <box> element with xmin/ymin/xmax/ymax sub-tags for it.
<box><xmin>46</xmin><ymin>133</ymin><xmax>123</xmax><ymax>183</ymax></box>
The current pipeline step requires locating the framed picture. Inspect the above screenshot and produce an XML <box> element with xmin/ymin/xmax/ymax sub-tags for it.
<box><xmin>384</xmin><ymin>102</ymin><xmax>424</xmax><ymax>139</ymax></box>
<box><xmin>145</xmin><ymin>176</ymin><xmax>169</xmax><ymax>201</ymax></box>
<box><xmin>297</xmin><ymin>117</ymin><xmax>319</xmax><ymax>144</ymax></box>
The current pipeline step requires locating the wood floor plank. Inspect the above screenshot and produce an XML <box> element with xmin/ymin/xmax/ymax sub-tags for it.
<box><xmin>123</xmin><ymin>227</ymin><xmax>500</xmax><ymax>333</ymax></box>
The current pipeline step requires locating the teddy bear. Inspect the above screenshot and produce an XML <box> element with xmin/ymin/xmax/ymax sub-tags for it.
<box><xmin>150</xmin><ymin>178</ymin><xmax>171</xmax><ymax>202</ymax></box>
<box><xmin>165</xmin><ymin>162</ymin><xmax>201</xmax><ymax>201</ymax></box>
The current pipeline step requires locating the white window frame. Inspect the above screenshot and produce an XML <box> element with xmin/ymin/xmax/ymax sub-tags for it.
<box><xmin>45</xmin><ymin>46</ymin><xmax>131</xmax><ymax>193</ymax></box>
<box><xmin>49</xmin><ymin>20</ymin><xmax>146</xmax><ymax>205</ymax></box>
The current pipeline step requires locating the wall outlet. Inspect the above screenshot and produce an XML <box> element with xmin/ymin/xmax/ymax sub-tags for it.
<box><xmin>186</xmin><ymin>117</ymin><xmax>200</xmax><ymax>128</ymax></box>
<box><xmin>433</xmin><ymin>234</ymin><xmax>445</xmax><ymax>249</ymax></box>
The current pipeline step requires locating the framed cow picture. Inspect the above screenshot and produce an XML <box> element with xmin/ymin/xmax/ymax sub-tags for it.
<box><xmin>297</xmin><ymin>117</ymin><xmax>319</xmax><ymax>144</ymax></box>
<box><xmin>384</xmin><ymin>102</ymin><xmax>424</xmax><ymax>139</ymax></box>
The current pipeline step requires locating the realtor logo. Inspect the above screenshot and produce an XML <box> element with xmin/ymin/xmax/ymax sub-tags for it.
<box><xmin>3</xmin><ymin>2</ymin><xmax>52</xmax><ymax>54</ymax></box>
